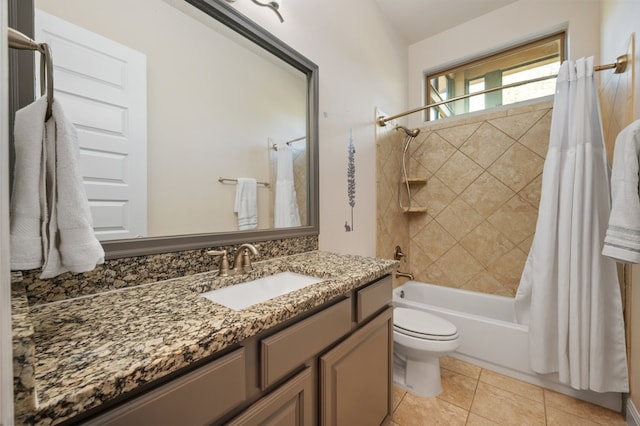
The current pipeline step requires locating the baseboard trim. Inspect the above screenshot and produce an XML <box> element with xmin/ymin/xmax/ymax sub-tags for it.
<box><xmin>628</xmin><ymin>398</ymin><xmax>640</xmax><ymax>426</ymax></box>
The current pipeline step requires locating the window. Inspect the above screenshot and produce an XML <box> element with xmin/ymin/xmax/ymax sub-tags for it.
<box><xmin>425</xmin><ymin>32</ymin><xmax>565</xmax><ymax>121</ymax></box>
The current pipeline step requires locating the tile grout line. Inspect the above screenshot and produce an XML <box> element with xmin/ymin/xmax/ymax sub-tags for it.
<box><xmin>391</xmin><ymin>388</ymin><xmax>407</xmax><ymax>425</ymax></box>
<box><xmin>543</xmin><ymin>388</ymin><xmax>549</xmax><ymax>426</ymax></box>
<box><xmin>463</xmin><ymin>367</ymin><xmax>483</xmax><ymax>425</ymax></box>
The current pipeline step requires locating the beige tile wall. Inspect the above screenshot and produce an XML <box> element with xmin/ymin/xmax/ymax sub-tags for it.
<box><xmin>377</xmin><ymin>99</ymin><xmax>553</xmax><ymax>297</ymax></box>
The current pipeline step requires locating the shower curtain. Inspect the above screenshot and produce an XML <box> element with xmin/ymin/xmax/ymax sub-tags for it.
<box><xmin>274</xmin><ymin>146</ymin><xmax>301</xmax><ymax>228</ymax></box>
<box><xmin>514</xmin><ymin>57</ymin><xmax>629</xmax><ymax>393</ymax></box>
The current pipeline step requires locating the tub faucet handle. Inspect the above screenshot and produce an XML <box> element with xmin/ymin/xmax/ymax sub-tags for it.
<box><xmin>394</xmin><ymin>245</ymin><xmax>406</xmax><ymax>261</ymax></box>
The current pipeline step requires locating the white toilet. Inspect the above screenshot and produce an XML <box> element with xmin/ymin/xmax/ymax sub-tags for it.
<box><xmin>393</xmin><ymin>307</ymin><xmax>460</xmax><ymax>397</ymax></box>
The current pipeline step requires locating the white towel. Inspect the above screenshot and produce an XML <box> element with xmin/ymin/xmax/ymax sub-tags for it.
<box><xmin>10</xmin><ymin>96</ymin><xmax>105</xmax><ymax>278</ymax></box>
<box><xmin>274</xmin><ymin>147</ymin><xmax>301</xmax><ymax>228</ymax></box>
<box><xmin>10</xmin><ymin>97</ymin><xmax>48</xmax><ymax>270</ymax></box>
<box><xmin>602</xmin><ymin>119</ymin><xmax>640</xmax><ymax>263</ymax></box>
<box><xmin>234</xmin><ymin>177</ymin><xmax>258</xmax><ymax>230</ymax></box>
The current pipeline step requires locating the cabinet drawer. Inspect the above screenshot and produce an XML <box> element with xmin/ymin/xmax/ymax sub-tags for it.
<box><xmin>356</xmin><ymin>275</ymin><xmax>392</xmax><ymax>322</ymax></box>
<box><xmin>261</xmin><ymin>298</ymin><xmax>351</xmax><ymax>389</ymax></box>
<box><xmin>84</xmin><ymin>348</ymin><xmax>246</xmax><ymax>426</ymax></box>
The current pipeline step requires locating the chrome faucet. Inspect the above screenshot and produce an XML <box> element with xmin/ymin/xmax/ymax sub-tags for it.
<box><xmin>233</xmin><ymin>243</ymin><xmax>259</xmax><ymax>274</ymax></box>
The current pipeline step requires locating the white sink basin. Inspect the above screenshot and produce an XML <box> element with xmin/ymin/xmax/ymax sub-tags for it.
<box><xmin>200</xmin><ymin>272</ymin><xmax>323</xmax><ymax>310</ymax></box>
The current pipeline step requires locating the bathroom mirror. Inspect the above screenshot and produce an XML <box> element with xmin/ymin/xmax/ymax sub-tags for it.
<box><xmin>9</xmin><ymin>0</ymin><xmax>319</xmax><ymax>258</ymax></box>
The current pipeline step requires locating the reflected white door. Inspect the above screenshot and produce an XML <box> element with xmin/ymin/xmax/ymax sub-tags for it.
<box><xmin>35</xmin><ymin>9</ymin><xmax>147</xmax><ymax>241</ymax></box>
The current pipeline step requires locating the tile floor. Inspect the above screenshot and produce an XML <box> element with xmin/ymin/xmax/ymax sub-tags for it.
<box><xmin>391</xmin><ymin>356</ymin><xmax>627</xmax><ymax>426</ymax></box>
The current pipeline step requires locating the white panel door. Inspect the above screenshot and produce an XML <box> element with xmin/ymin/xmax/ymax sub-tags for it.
<box><xmin>35</xmin><ymin>9</ymin><xmax>148</xmax><ymax>241</ymax></box>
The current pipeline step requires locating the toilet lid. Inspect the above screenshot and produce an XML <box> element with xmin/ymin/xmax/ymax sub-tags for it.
<box><xmin>394</xmin><ymin>307</ymin><xmax>458</xmax><ymax>341</ymax></box>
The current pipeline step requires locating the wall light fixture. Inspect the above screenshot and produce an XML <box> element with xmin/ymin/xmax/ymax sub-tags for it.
<box><xmin>224</xmin><ymin>0</ymin><xmax>284</xmax><ymax>22</ymax></box>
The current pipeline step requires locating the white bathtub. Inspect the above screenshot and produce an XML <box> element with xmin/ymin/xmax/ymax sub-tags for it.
<box><xmin>393</xmin><ymin>281</ymin><xmax>622</xmax><ymax>411</ymax></box>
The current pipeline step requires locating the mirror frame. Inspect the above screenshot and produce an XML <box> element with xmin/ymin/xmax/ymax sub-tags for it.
<box><xmin>9</xmin><ymin>0</ymin><xmax>319</xmax><ymax>259</ymax></box>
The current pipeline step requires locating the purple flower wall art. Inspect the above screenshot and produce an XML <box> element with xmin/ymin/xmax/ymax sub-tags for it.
<box><xmin>346</xmin><ymin>128</ymin><xmax>356</xmax><ymax>232</ymax></box>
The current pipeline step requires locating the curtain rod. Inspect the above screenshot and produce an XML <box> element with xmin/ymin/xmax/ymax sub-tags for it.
<box><xmin>272</xmin><ymin>136</ymin><xmax>306</xmax><ymax>151</ymax></box>
<box><xmin>285</xmin><ymin>135</ymin><xmax>306</xmax><ymax>144</ymax></box>
<box><xmin>377</xmin><ymin>54</ymin><xmax>629</xmax><ymax>127</ymax></box>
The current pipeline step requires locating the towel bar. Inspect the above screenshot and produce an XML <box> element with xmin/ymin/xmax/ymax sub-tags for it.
<box><xmin>218</xmin><ymin>177</ymin><xmax>270</xmax><ymax>187</ymax></box>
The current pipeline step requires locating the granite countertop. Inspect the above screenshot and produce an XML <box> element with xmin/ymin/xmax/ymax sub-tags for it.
<box><xmin>12</xmin><ymin>251</ymin><xmax>398</xmax><ymax>425</ymax></box>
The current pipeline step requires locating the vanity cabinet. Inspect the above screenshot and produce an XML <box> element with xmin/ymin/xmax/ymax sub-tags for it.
<box><xmin>79</xmin><ymin>274</ymin><xmax>393</xmax><ymax>426</ymax></box>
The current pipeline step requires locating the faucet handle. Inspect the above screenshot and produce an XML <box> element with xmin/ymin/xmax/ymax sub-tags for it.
<box><xmin>207</xmin><ymin>250</ymin><xmax>230</xmax><ymax>276</ymax></box>
<box><xmin>241</xmin><ymin>249</ymin><xmax>254</xmax><ymax>273</ymax></box>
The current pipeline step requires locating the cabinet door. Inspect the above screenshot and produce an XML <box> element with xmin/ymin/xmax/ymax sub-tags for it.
<box><xmin>228</xmin><ymin>367</ymin><xmax>313</xmax><ymax>426</ymax></box>
<box><xmin>320</xmin><ymin>307</ymin><xmax>393</xmax><ymax>426</ymax></box>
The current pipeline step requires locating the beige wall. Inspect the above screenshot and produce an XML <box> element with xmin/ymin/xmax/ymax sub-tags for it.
<box><xmin>407</xmin><ymin>0</ymin><xmax>601</xmax><ymax>130</ymax></box>
<box><xmin>36</xmin><ymin>0</ymin><xmax>307</xmax><ymax>235</ymax></box>
<box><xmin>600</xmin><ymin>0</ymin><xmax>640</xmax><ymax>416</ymax></box>
<box><xmin>377</xmin><ymin>100</ymin><xmax>552</xmax><ymax>296</ymax></box>
<box><xmin>229</xmin><ymin>0</ymin><xmax>408</xmax><ymax>257</ymax></box>
<box><xmin>38</xmin><ymin>0</ymin><xmax>409</xmax><ymax>254</ymax></box>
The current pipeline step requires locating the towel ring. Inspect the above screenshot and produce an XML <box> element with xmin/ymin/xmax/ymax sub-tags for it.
<box><xmin>40</xmin><ymin>43</ymin><xmax>54</xmax><ymax>121</ymax></box>
<box><xmin>8</xmin><ymin>27</ymin><xmax>54</xmax><ymax>121</ymax></box>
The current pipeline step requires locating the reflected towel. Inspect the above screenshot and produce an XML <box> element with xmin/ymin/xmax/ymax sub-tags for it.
<box><xmin>602</xmin><ymin>120</ymin><xmax>640</xmax><ymax>263</ymax></box>
<box><xmin>274</xmin><ymin>147</ymin><xmax>300</xmax><ymax>228</ymax></box>
<box><xmin>234</xmin><ymin>177</ymin><xmax>258</xmax><ymax>230</ymax></box>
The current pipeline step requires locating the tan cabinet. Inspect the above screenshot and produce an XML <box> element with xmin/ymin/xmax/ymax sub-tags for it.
<box><xmin>320</xmin><ymin>307</ymin><xmax>393</xmax><ymax>426</ymax></box>
<box><xmin>228</xmin><ymin>367</ymin><xmax>313</xmax><ymax>426</ymax></box>
<box><xmin>261</xmin><ymin>298</ymin><xmax>351</xmax><ymax>389</ymax></box>
<box><xmin>83</xmin><ymin>348</ymin><xmax>246</xmax><ymax>426</ymax></box>
<box><xmin>356</xmin><ymin>275</ymin><xmax>392</xmax><ymax>323</ymax></box>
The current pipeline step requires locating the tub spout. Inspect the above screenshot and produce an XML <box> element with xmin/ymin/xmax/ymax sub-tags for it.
<box><xmin>396</xmin><ymin>270</ymin><xmax>414</xmax><ymax>280</ymax></box>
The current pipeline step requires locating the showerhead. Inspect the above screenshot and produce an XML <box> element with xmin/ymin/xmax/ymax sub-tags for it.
<box><xmin>394</xmin><ymin>125</ymin><xmax>420</xmax><ymax>138</ymax></box>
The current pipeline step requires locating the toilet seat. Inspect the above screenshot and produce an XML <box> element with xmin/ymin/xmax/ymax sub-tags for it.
<box><xmin>394</xmin><ymin>307</ymin><xmax>458</xmax><ymax>341</ymax></box>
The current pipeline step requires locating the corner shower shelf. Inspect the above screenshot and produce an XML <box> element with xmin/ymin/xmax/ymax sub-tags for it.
<box><xmin>402</xmin><ymin>177</ymin><xmax>427</xmax><ymax>185</ymax></box>
<box><xmin>402</xmin><ymin>206</ymin><xmax>427</xmax><ymax>214</ymax></box>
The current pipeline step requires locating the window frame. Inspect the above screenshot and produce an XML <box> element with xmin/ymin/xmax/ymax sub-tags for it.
<box><xmin>424</xmin><ymin>31</ymin><xmax>566</xmax><ymax>121</ymax></box>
